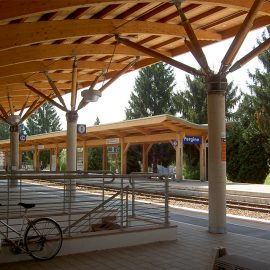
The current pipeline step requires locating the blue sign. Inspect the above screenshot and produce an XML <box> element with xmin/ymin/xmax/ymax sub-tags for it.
<box><xmin>183</xmin><ymin>136</ymin><xmax>202</xmax><ymax>145</ymax></box>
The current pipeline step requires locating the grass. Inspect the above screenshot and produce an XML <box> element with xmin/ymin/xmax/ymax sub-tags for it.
<box><xmin>264</xmin><ymin>173</ymin><xmax>270</xmax><ymax>185</ymax></box>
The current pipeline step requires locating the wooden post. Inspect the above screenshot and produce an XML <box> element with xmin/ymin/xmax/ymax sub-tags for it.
<box><xmin>102</xmin><ymin>145</ymin><xmax>107</xmax><ymax>171</ymax></box>
<box><xmin>200</xmin><ymin>137</ymin><xmax>207</xmax><ymax>181</ymax></box>
<box><xmin>83</xmin><ymin>142</ymin><xmax>88</xmax><ymax>171</ymax></box>
<box><xmin>120</xmin><ymin>140</ymin><xmax>129</xmax><ymax>175</ymax></box>
<box><xmin>142</xmin><ymin>143</ymin><xmax>152</xmax><ymax>172</ymax></box>
<box><xmin>175</xmin><ymin>133</ymin><xmax>185</xmax><ymax>181</ymax></box>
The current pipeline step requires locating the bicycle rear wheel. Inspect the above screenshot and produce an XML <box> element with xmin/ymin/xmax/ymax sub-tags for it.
<box><xmin>24</xmin><ymin>217</ymin><xmax>63</xmax><ymax>260</ymax></box>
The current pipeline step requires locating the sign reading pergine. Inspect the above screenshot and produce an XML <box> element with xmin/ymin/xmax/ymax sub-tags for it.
<box><xmin>106</xmin><ymin>138</ymin><xmax>120</xmax><ymax>145</ymax></box>
<box><xmin>183</xmin><ymin>136</ymin><xmax>202</xmax><ymax>145</ymax></box>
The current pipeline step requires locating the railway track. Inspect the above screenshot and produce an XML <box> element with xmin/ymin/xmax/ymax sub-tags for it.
<box><xmin>76</xmin><ymin>183</ymin><xmax>270</xmax><ymax>214</ymax></box>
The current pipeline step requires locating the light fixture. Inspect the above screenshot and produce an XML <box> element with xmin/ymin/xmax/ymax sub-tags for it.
<box><xmin>81</xmin><ymin>89</ymin><xmax>102</xmax><ymax>102</ymax></box>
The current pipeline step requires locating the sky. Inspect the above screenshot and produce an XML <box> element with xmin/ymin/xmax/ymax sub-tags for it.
<box><xmin>57</xmin><ymin>28</ymin><xmax>266</xmax><ymax>129</ymax></box>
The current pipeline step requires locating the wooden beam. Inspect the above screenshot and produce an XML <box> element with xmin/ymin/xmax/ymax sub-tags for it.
<box><xmin>174</xmin><ymin>2</ymin><xmax>210</xmax><ymax>74</ymax></box>
<box><xmin>0</xmin><ymin>72</ymin><xmax>96</xmax><ymax>86</ymax></box>
<box><xmin>19</xmin><ymin>98</ymin><xmax>29</xmax><ymax>117</ymax></box>
<box><xmin>0</xmin><ymin>60</ymin><xmax>128</xmax><ymax>79</ymax></box>
<box><xmin>24</xmin><ymin>83</ymin><xmax>68</xmax><ymax>112</ymax></box>
<box><xmin>229</xmin><ymin>37</ymin><xmax>270</xmax><ymax>73</ymax></box>
<box><xmin>71</xmin><ymin>58</ymin><xmax>78</xmax><ymax>111</ymax></box>
<box><xmin>116</xmin><ymin>36</ymin><xmax>204</xmax><ymax>76</ymax></box>
<box><xmin>7</xmin><ymin>94</ymin><xmax>14</xmax><ymax>115</ymax></box>
<box><xmin>0</xmin><ymin>44</ymin><xmax>149</xmax><ymax>68</ymax></box>
<box><xmin>2</xmin><ymin>0</ymin><xmax>270</xmax><ymax>22</ymax></box>
<box><xmin>44</xmin><ymin>71</ymin><xmax>67</xmax><ymax>109</ymax></box>
<box><xmin>20</xmin><ymin>97</ymin><xmax>41</xmax><ymax>122</ymax></box>
<box><xmin>0</xmin><ymin>19</ymin><xmax>221</xmax><ymax>51</ymax></box>
<box><xmin>219</xmin><ymin>0</ymin><xmax>265</xmax><ymax>73</ymax></box>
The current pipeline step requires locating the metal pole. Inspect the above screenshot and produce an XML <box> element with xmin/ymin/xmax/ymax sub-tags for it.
<box><xmin>165</xmin><ymin>176</ymin><xmax>169</xmax><ymax>225</ymax></box>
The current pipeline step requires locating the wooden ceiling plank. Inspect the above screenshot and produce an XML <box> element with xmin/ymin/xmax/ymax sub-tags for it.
<box><xmin>0</xmin><ymin>19</ymin><xmax>221</xmax><ymax>51</ymax></box>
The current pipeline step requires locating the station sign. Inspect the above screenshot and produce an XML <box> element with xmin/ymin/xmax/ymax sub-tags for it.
<box><xmin>77</xmin><ymin>124</ymin><xmax>86</xmax><ymax>134</ymax></box>
<box><xmin>106</xmin><ymin>138</ymin><xmax>119</xmax><ymax>145</ymax></box>
<box><xmin>183</xmin><ymin>136</ymin><xmax>202</xmax><ymax>145</ymax></box>
<box><xmin>19</xmin><ymin>134</ymin><xmax>27</xmax><ymax>142</ymax></box>
<box><xmin>107</xmin><ymin>146</ymin><xmax>119</xmax><ymax>153</ymax></box>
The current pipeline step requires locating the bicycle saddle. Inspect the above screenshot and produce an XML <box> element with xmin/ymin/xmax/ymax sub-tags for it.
<box><xmin>18</xmin><ymin>202</ymin><xmax>35</xmax><ymax>209</ymax></box>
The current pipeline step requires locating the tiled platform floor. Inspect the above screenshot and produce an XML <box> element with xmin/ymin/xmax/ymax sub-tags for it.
<box><xmin>1</xmin><ymin>214</ymin><xmax>270</xmax><ymax>270</ymax></box>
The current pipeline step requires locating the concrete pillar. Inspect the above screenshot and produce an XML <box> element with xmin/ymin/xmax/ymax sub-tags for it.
<box><xmin>175</xmin><ymin>133</ymin><xmax>184</xmax><ymax>181</ymax></box>
<box><xmin>66</xmin><ymin>111</ymin><xmax>78</xmax><ymax>191</ymax></box>
<box><xmin>207</xmin><ymin>74</ymin><xmax>227</xmax><ymax>234</ymax></box>
<box><xmin>200</xmin><ymin>137</ymin><xmax>207</xmax><ymax>181</ymax></box>
<box><xmin>10</xmin><ymin>125</ymin><xmax>19</xmax><ymax>171</ymax></box>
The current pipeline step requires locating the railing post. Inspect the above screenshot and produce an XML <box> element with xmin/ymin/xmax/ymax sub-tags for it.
<box><xmin>131</xmin><ymin>176</ymin><xmax>135</xmax><ymax>217</ymax></box>
<box><xmin>165</xmin><ymin>175</ymin><xmax>169</xmax><ymax>225</ymax></box>
<box><xmin>126</xmin><ymin>185</ymin><xmax>129</xmax><ymax>227</ymax></box>
<box><xmin>120</xmin><ymin>176</ymin><xmax>124</xmax><ymax>229</ymax></box>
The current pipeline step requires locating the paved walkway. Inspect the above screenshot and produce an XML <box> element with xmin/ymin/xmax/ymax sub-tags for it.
<box><xmin>2</xmin><ymin>207</ymin><xmax>270</xmax><ymax>270</ymax></box>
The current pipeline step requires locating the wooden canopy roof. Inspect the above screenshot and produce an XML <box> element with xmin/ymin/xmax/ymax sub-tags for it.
<box><xmin>0</xmin><ymin>114</ymin><xmax>208</xmax><ymax>150</ymax></box>
<box><xmin>0</xmin><ymin>0</ymin><xmax>270</xmax><ymax>118</ymax></box>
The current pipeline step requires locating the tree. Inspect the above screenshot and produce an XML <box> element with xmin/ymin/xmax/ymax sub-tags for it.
<box><xmin>25</xmin><ymin>102</ymin><xmax>62</xmax><ymax>170</ymax></box>
<box><xmin>25</xmin><ymin>102</ymin><xmax>62</xmax><ymax>135</ymax></box>
<box><xmin>126</xmin><ymin>62</ymin><xmax>176</xmax><ymax>118</ymax></box>
<box><xmin>227</xmin><ymin>28</ymin><xmax>270</xmax><ymax>183</ymax></box>
<box><xmin>125</xmin><ymin>62</ymin><xmax>177</xmax><ymax>173</ymax></box>
<box><xmin>0</xmin><ymin>121</ymin><xmax>10</xmax><ymax>140</ymax></box>
<box><xmin>173</xmin><ymin>74</ymin><xmax>240</xmax><ymax>124</ymax></box>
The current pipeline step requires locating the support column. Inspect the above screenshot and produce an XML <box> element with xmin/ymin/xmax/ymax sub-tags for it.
<box><xmin>175</xmin><ymin>133</ymin><xmax>184</xmax><ymax>181</ymax></box>
<box><xmin>10</xmin><ymin>125</ymin><xmax>19</xmax><ymax>171</ymax></box>
<box><xmin>120</xmin><ymin>140</ymin><xmax>129</xmax><ymax>175</ymax></box>
<box><xmin>102</xmin><ymin>145</ymin><xmax>107</xmax><ymax>171</ymax></box>
<box><xmin>142</xmin><ymin>143</ymin><xmax>152</xmax><ymax>173</ymax></box>
<box><xmin>66</xmin><ymin>111</ymin><xmax>78</xmax><ymax>191</ymax></box>
<box><xmin>207</xmin><ymin>74</ymin><xmax>227</xmax><ymax>234</ymax></box>
<box><xmin>19</xmin><ymin>151</ymin><xmax>23</xmax><ymax>170</ymax></box>
<box><xmin>200</xmin><ymin>137</ymin><xmax>207</xmax><ymax>181</ymax></box>
<box><xmin>83</xmin><ymin>142</ymin><xmax>88</xmax><ymax>171</ymax></box>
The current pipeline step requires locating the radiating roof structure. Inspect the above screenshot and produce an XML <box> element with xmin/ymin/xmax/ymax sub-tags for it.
<box><xmin>0</xmin><ymin>0</ymin><xmax>270</xmax><ymax>116</ymax></box>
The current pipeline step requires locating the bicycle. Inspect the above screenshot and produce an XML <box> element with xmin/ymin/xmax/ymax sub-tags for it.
<box><xmin>0</xmin><ymin>202</ymin><xmax>63</xmax><ymax>260</ymax></box>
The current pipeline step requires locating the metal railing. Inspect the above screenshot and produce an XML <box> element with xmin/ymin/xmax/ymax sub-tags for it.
<box><xmin>0</xmin><ymin>171</ymin><xmax>170</xmax><ymax>240</ymax></box>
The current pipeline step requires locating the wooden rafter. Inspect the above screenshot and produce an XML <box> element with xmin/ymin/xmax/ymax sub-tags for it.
<box><xmin>7</xmin><ymin>94</ymin><xmax>14</xmax><ymax>115</ymax></box>
<box><xmin>71</xmin><ymin>58</ymin><xmax>78</xmax><ymax>111</ymax></box>
<box><xmin>229</xmin><ymin>37</ymin><xmax>270</xmax><ymax>73</ymax></box>
<box><xmin>174</xmin><ymin>1</ymin><xmax>210</xmax><ymax>74</ymax></box>
<box><xmin>44</xmin><ymin>71</ymin><xmax>67</xmax><ymax>110</ymax></box>
<box><xmin>24</xmin><ymin>83</ymin><xmax>68</xmax><ymax>112</ymax></box>
<box><xmin>0</xmin><ymin>104</ymin><xmax>9</xmax><ymax>119</ymax></box>
<box><xmin>116</xmin><ymin>36</ymin><xmax>204</xmax><ymax>76</ymax></box>
<box><xmin>219</xmin><ymin>0</ymin><xmax>265</xmax><ymax>73</ymax></box>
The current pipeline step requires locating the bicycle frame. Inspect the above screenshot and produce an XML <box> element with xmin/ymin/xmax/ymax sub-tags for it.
<box><xmin>0</xmin><ymin>211</ymin><xmax>31</xmax><ymax>249</ymax></box>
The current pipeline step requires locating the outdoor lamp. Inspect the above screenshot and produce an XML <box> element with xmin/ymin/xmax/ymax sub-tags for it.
<box><xmin>81</xmin><ymin>89</ymin><xmax>101</xmax><ymax>102</ymax></box>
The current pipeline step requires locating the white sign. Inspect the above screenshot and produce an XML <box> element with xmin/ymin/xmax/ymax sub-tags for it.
<box><xmin>38</xmin><ymin>145</ymin><xmax>44</xmax><ymax>150</ymax></box>
<box><xmin>77</xmin><ymin>124</ymin><xmax>86</xmax><ymax>134</ymax></box>
<box><xmin>19</xmin><ymin>134</ymin><xmax>27</xmax><ymax>142</ymax></box>
<box><xmin>106</xmin><ymin>138</ymin><xmax>120</xmax><ymax>145</ymax></box>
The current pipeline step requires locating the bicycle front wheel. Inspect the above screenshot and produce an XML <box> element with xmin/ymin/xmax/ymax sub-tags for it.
<box><xmin>24</xmin><ymin>217</ymin><xmax>63</xmax><ymax>260</ymax></box>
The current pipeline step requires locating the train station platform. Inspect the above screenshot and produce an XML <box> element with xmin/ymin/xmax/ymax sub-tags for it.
<box><xmin>169</xmin><ymin>180</ymin><xmax>270</xmax><ymax>204</ymax></box>
<box><xmin>1</xmin><ymin>205</ymin><xmax>270</xmax><ymax>270</ymax></box>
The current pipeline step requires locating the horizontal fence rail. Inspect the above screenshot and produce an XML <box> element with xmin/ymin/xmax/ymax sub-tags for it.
<box><xmin>0</xmin><ymin>171</ymin><xmax>170</xmax><ymax>241</ymax></box>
